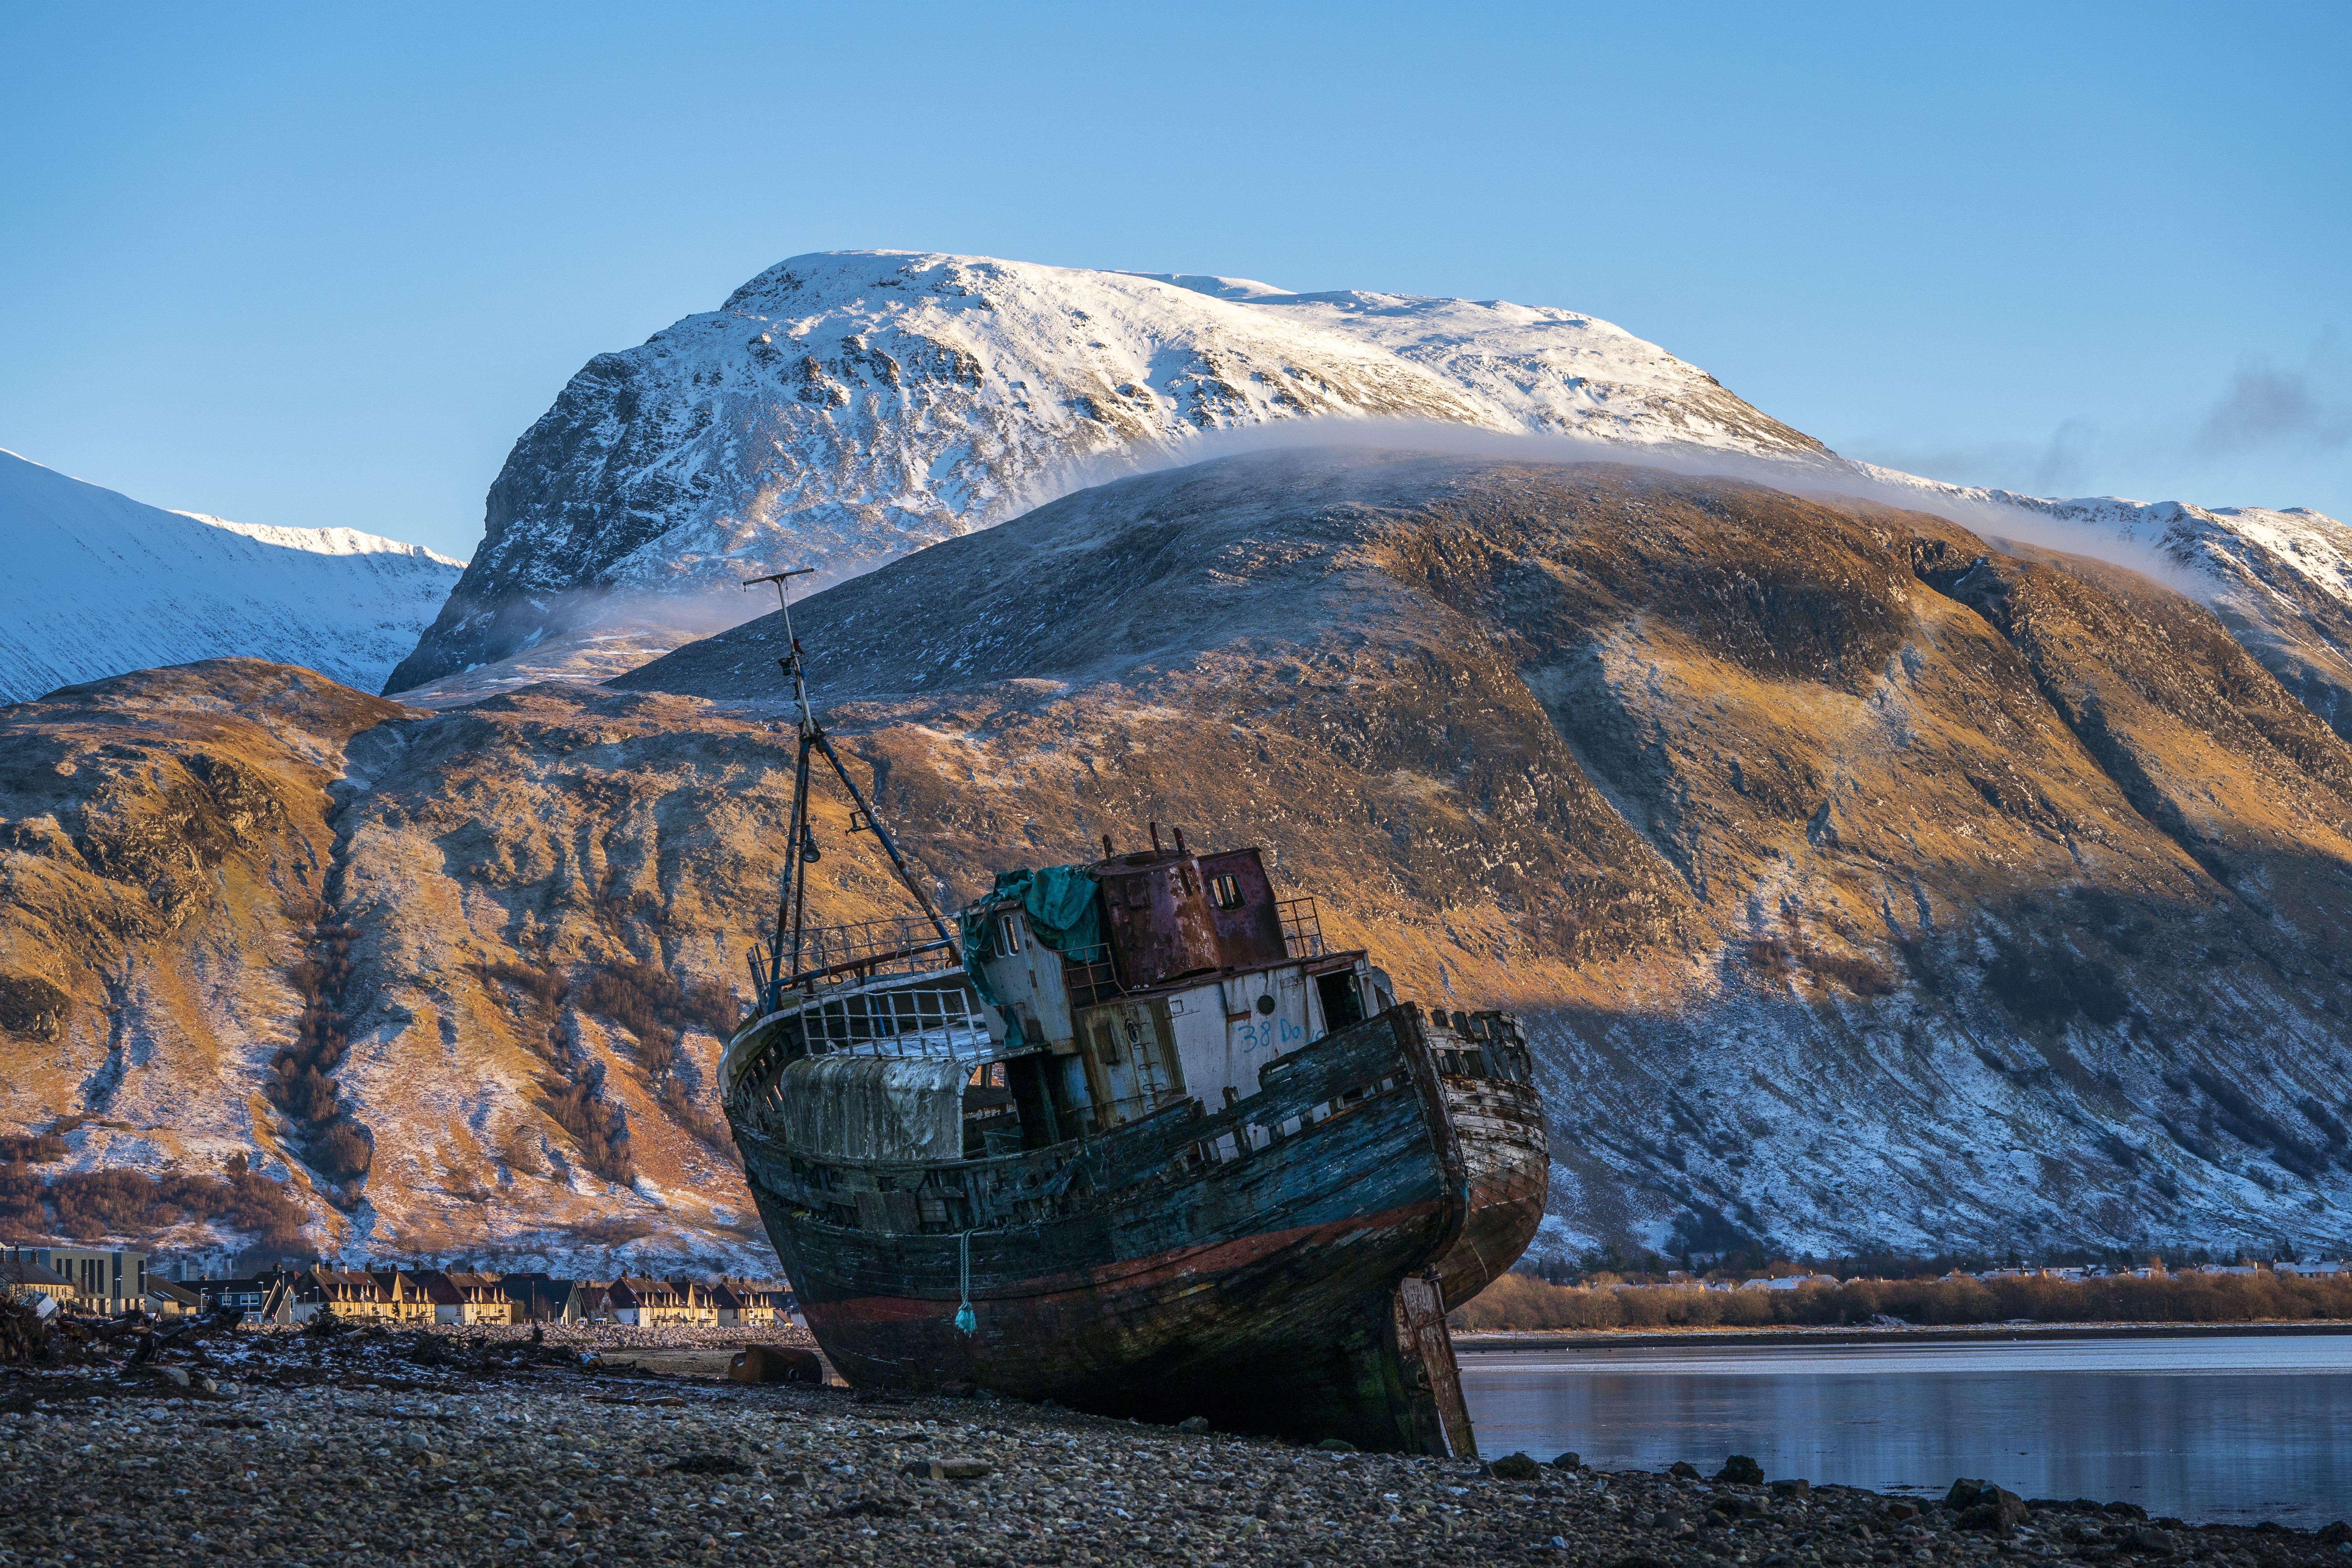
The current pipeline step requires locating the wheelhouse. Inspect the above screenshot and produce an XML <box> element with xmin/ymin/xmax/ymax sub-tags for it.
<box><xmin>720</xmin><ymin>841</ymin><xmax>1407</xmax><ymax>1161</ymax></box>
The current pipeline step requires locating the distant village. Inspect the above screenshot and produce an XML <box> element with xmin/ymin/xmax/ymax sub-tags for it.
<box><xmin>12</xmin><ymin>1241</ymin><xmax>2348</xmax><ymax>1323</ymax></box>
<box><xmin>2</xmin><ymin>1243</ymin><xmax>792</xmax><ymax>1326</ymax></box>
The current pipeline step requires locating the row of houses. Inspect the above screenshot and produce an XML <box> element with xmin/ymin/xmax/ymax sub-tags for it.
<box><xmin>5</xmin><ymin>1248</ymin><xmax>793</xmax><ymax>1327</ymax></box>
<box><xmin>211</xmin><ymin>1266</ymin><xmax>796</xmax><ymax>1327</ymax></box>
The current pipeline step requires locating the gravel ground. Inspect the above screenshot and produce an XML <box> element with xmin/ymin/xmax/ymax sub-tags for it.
<box><xmin>4</xmin><ymin>1318</ymin><xmax>2349</xmax><ymax>1567</ymax></box>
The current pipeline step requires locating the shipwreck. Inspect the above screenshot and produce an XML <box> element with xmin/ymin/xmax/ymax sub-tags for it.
<box><xmin>716</xmin><ymin>574</ymin><xmax>1548</xmax><ymax>1453</ymax></box>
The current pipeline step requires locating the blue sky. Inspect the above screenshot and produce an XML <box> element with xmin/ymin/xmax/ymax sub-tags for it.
<box><xmin>4</xmin><ymin>2</ymin><xmax>2345</xmax><ymax>558</ymax></box>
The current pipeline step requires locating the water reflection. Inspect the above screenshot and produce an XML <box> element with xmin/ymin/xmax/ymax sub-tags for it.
<box><xmin>1458</xmin><ymin>1336</ymin><xmax>2352</xmax><ymax>1527</ymax></box>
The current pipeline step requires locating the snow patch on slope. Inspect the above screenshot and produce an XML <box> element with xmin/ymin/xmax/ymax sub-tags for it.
<box><xmin>0</xmin><ymin>449</ymin><xmax>465</xmax><ymax>703</ymax></box>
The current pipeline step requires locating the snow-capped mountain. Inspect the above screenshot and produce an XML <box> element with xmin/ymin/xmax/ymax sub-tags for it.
<box><xmin>386</xmin><ymin>250</ymin><xmax>1822</xmax><ymax>691</ymax></box>
<box><xmin>0</xmin><ymin>449</ymin><xmax>464</xmax><ymax>704</ymax></box>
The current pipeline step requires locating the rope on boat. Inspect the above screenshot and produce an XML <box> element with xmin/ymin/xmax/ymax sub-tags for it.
<box><xmin>955</xmin><ymin>1230</ymin><xmax>976</xmax><ymax>1336</ymax></box>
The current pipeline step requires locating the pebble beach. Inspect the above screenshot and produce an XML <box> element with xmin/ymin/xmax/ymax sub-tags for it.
<box><xmin>3</xmin><ymin>1318</ymin><xmax>2347</xmax><ymax>1567</ymax></box>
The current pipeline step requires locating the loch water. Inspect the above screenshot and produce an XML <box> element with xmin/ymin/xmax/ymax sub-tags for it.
<box><xmin>1458</xmin><ymin>1334</ymin><xmax>2352</xmax><ymax>1528</ymax></box>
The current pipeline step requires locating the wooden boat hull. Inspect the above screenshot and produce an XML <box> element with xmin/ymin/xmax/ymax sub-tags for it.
<box><xmin>1433</xmin><ymin>1072</ymin><xmax>1552</xmax><ymax>1307</ymax></box>
<box><xmin>728</xmin><ymin>1003</ymin><xmax>1546</xmax><ymax>1452</ymax></box>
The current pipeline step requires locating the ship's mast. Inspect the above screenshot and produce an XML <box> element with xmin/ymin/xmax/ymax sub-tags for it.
<box><xmin>744</xmin><ymin>570</ymin><xmax>957</xmax><ymax>1015</ymax></box>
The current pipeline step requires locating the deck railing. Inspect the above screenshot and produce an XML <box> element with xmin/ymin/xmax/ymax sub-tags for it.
<box><xmin>786</xmin><ymin>915</ymin><xmax>958</xmax><ymax>986</ymax></box>
<box><xmin>798</xmin><ymin>980</ymin><xmax>995</xmax><ymax>1061</ymax></box>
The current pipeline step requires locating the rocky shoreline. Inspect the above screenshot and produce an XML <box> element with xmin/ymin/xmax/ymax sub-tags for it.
<box><xmin>3</xmin><ymin>1319</ymin><xmax>2347</xmax><ymax>1566</ymax></box>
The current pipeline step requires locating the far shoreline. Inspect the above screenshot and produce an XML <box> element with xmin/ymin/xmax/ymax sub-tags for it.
<box><xmin>1455</xmin><ymin>1319</ymin><xmax>2352</xmax><ymax>1352</ymax></box>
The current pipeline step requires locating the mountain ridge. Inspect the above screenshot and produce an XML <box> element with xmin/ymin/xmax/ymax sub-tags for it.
<box><xmin>0</xmin><ymin>448</ymin><xmax>464</xmax><ymax>704</ymax></box>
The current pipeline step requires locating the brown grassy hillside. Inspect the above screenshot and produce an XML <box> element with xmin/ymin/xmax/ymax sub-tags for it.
<box><xmin>7</xmin><ymin>451</ymin><xmax>2352</xmax><ymax>1273</ymax></box>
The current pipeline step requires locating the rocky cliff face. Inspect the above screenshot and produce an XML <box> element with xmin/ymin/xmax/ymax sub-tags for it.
<box><xmin>10</xmin><ymin>452</ymin><xmax>2352</xmax><ymax>1271</ymax></box>
<box><xmin>384</xmin><ymin>250</ymin><xmax>1821</xmax><ymax>693</ymax></box>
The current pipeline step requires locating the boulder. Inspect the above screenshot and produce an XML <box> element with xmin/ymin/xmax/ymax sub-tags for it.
<box><xmin>1550</xmin><ymin>1451</ymin><xmax>1582</xmax><ymax>1470</ymax></box>
<box><xmin>1958</xmin><ymin>1487</ymin><xmax>2029</xmax><ymax>1537</ymax></box>
<box><xmin>1488</xmin><ymin>1453</ymin><xmax>1541</xmax><ymax>1481</ymax></box>
<box><xmin>1669</xmin><ymin>1461</ymin><xmax>1701</xmax><ymax>1479</ymax></box>
<box><xmin>1715</xmin><ymin>1454</ymin><xmax>1764</xmax><ymax>1485</ymax></box>
<box><xmin>727</xmin><ymin>1344</ymin><xmax>824</xmax><ymax>1384</ymax></box>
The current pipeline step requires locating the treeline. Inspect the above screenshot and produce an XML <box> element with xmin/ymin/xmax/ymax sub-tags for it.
<box><xmin>1451</xmin><ymin>1269</ymin><xmax>2352</xmax><ymax>1331</ymax></box>
<box><xmin>268</xmin><ymin>922</ymin><xmax>371</xmax><ymax>1187</ymax></box>
<box><xmin>0</xmin><ymin>1155</ymin><xmax>309</xmax><ymax>1252</ymax></box>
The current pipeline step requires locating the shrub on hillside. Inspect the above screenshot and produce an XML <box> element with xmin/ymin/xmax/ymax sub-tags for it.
<box><xmin>657</xmin><ymin>1076</ymin><xmax>739</xmax><ymax>1164</ymax></box>
<box><xmin>542</xmin><ymin>1066</ymin><xmax>633</xmax><ymax>1185</ymax></box>
<box><xmin>479</xmin><ymin>960</ymin><xmax>567</xmax><ymax>1014</ymax></box>
<box><xmin>581</xmin><ymin>960</ymin><xmax>739</xmax><ymax>1053</ymax></box>
<box><xmin>312</xmin><ymin>1121</ymin><xmax>372</xmax><ymax>1180</ymax></box>
<box><xmin>25</xmin><ymin>1164</ymin><xmax>310</xmax><ymax>1252</ymax></box>
<box><xmin>1746</xmin><ymin>936</ymin><xmax>1895</xmax><ymax>997</ymax></box>
<box><xmin>0</xmin><ymin>1163</ymin><xmax>42</xmax><ymax>1232</ymax></box>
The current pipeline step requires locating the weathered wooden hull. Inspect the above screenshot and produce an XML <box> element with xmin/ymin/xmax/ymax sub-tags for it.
<box><xmin>1432</xmin><ymin>1072</ymin><xmax>1551</xmax><ymax>1308</ymax></box>
<box><xmin>726</xmin><ymin>1004</ymin><xmax>1543</xmax><ymax>1452</ymax></box>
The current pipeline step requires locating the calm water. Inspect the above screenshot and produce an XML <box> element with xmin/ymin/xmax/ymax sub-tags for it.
<box><xmin>1459</xmin><ymin>1336</ymin><xmax>2352</xmax><ymax>1528</ymax></box>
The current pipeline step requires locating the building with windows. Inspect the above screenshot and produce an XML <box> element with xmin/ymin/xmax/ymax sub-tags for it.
<box><xmin>2</xmin><ymin>1251</ymin><xmax>80</xmax><ymax>1310</ymax></box>
<box><xmin>607</xmin><ymin>1277</ymin><xmax>719</xmax><ymax>1326</ymax></box>
<box><xmin>8</xmin><ymin>1248</ymin><xmax>146</xmax><ymax>1314</ymax></box>
<box><xmin>499</xmin><ymin>1273</ymin><xmax>586</xmax><ymax>1323</ymax></box>
<box><xmin>146</xmin><ymin>1279</ymin><xmax>201</xmax><ymax>1318</ymax></box>
<box><xmin>189</xmin><ymin>1266</ymin><xmax>305</xmax><ymax>1318</ymax></box>
<box><xmin>714</xmin><ymin>1279</ymin><xmax>794</xmax><ymax>1325</ymax></box>
<box><xmin>420</xmin><ymin>1270</ymin><xmax>518</xmax><ymax>1325</ymax></box>
<box><xmin>303</xmin><ymin>1267</ymin><xmax>431</xmax><ymax>1323</ymax></box>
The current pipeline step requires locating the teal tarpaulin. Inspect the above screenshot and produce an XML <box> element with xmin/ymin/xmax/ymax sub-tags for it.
<box><xmin>958</xmin><ymin>864</ymin><xmax>1106</xmax><ymax>1053</ymax></box>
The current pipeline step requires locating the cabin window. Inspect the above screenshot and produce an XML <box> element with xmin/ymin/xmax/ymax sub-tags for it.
<box><xmin>1209</xmin><ymin>873</ymin><xmax>1244</xmax><ymax>910</ymax></box>
<box><xmin>998</xmin><ymin>915</ymin><xmax>1022</xmax><ymax>955</ymax></box>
